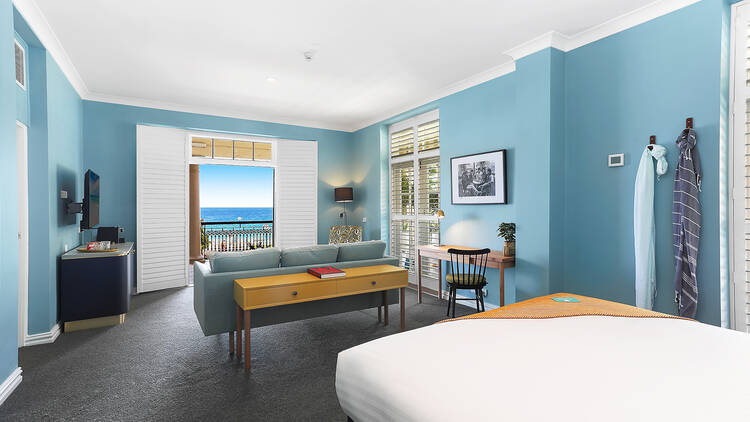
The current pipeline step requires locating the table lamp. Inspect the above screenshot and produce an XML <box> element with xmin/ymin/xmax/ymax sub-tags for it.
<box><xmin>335</xmin><ymin>187</ymin><xmax>353</xmax><ymax>225</ymax></box>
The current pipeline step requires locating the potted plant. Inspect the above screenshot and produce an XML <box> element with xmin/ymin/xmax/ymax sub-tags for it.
<box><xmin>497</xmin><ymin>222</ymin><xmax>516</xmax><ymax>256</ymax></box>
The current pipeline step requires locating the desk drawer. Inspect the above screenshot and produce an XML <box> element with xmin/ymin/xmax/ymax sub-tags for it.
<box><xmin>337</xmin><ymin>274</ymin><xmax>405</xmax><ymax>295</ymax></box>
<box><xmin>245</xmin><ymin>280</ymin><xmax>337</xmax><ymax>308</ymax></box>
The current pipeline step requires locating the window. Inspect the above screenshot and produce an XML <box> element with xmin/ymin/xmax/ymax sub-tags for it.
<box><xmin>389</xmin><ymin>110</ymin><xmax>440</xmax><ymax>288</ymax></box>
<box><xmin>190</xmin><ymin>136</ymin><xmax>273</xmax><ymax>162</ymax></box>
<box><xmin>731</xmin><ymin>2</ymin><xmax>750</xmax><ymax>332</ymax></box>
<box><xmin>14</xmin><ymin>40</ymin><xmax>25</xmax><ymax>89</ymax></box>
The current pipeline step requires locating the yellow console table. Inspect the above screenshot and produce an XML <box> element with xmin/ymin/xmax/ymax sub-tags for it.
<box><xmin>233</xmin><ymin>265</ymin><xmax>408</xmax><ymax>371</ymax></box>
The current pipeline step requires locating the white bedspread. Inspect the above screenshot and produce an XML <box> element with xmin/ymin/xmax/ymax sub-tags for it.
<box><xmin>336</xmin><ymin>316</ymin><xmax>750</xmax><ymax>422</ymax></box>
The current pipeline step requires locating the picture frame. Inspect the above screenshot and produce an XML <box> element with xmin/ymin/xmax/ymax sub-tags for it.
<box><xmin>450</xmin><ymin>149</ymin><xmax>507</xmax><ymax>204</ymax></box>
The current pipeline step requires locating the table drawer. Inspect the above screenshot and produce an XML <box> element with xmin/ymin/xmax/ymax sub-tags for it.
<box><xmin>337</xmin><ymin>274</ymin><xmax>405</xmax><ymax>295</ymax></box>
<box><xmin>244</xmin><ymin>280</ymin><xmax>337</xmax><ymax>308</ymax></box>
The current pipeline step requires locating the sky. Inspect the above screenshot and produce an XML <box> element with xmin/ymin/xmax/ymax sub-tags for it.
<box><xmin>199</xmin><ymin>165</ymin><xmax>274</xmax><ymax>208</ymax></box>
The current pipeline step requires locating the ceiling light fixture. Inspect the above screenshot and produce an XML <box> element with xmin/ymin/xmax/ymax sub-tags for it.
<box><xmin>303</xmin><ymin>50</ymin><xmax>315</xmax><ymax>62</ymax></box>
<box><xmin>266</xmin><ymin>76</ymin><xmax>277</xmax><ymax>83</ymax></box>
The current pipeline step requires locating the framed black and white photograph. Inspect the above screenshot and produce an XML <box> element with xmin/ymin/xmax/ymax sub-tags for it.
<box><xmin>450</xmin><ymin>149</ymin><xmax>507</xmax><ymax>204</ymax></box>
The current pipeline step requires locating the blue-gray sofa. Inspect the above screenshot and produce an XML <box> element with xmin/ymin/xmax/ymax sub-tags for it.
<box><xmin>193</xmin><ymin>241</ymin><xmax>399</xmax><ymax>336</ymax></box>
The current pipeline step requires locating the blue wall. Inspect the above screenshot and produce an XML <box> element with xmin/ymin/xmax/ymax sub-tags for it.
<box><xmin>349</xmin><ymin>0</ymin><xmax>730</xmax><ymax>324</ymax></box>
<box><xmin>350</xmin><ymin>49</ymin><xmax>573</xmax><ymax>307</ymax></box>
<box><xmin>82</xmin><ymin>101</ymin><xmax>354</xmax><ymax>245</ymax></box>
<box><xmin>563</xmin><ymin>0</ymin><xmax>725</xmax><ymax>325</ymax></box>
<box><xmin>0</xmin><ymin>0</ymin><xmax>20</xmax><ymax>384</ymax></box>
<box><xmin>12</xmin><ymin>11</ymin><xmax>84</xmax><ymax>336</ymax></box>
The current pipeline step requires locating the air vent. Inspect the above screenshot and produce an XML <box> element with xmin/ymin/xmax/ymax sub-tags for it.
<box><xmin>14</xmin><ymin>40</ymin><xmax>25</xmax><ymax>89</ymax></box>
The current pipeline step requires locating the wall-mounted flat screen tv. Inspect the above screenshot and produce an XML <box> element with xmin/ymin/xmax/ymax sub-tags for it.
<box><xmin>82</xmin><ymin>169</ymin><xmax>100</xmax><ymax>230</ymax></box>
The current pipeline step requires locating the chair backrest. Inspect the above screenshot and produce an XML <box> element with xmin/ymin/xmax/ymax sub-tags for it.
<box><xmin>447</xmin><ymin>248</ymin><xmax>491</xmax><ymax>284</ymax></box>
<box><xmin>329</xmin><ymin>225</ymin><xmax>363</xmax><ymax>244</ymax></box>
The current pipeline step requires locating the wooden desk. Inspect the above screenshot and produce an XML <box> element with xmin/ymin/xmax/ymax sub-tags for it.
<box><xmin>417</xmin><ymin>245</ymin><xmax>515</xmax><ymax>306</ymax></box>
<box><xmin>234</xmin><ymin>265</ymin><xmax>408</xmax><ymax>371</ymax></box>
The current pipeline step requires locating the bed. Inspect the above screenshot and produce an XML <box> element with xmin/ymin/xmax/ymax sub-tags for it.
<box><xmin>335</xmin><ymin>293</ymin><xmax>750</xmax><ymax>422</ymax></box>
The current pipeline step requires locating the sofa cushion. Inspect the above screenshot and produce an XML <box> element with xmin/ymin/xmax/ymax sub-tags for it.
<box><xmin>210</xmin><ymin>248</ymin><xmax>281</xmax><ymax>273</ymax></box>
<box><xmin>337</xmin><ymin>240</ymin><xmax>387</xmax><ymax>262</ymax></box>
<box><xmin>281</xmin><ymin>245</ymin><xmax>339</xmax><ymax>267</ymax></box>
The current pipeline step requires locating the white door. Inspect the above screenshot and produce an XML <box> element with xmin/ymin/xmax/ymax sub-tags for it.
<box><xmin>136</xmin><ymin>125</ymin><xmax>189</xmax><ymax>293</ymax></box>
<box><xmin>17</xmin><ymin>122</ymin><xmax>28</xmax><ymax>345</ymax></box>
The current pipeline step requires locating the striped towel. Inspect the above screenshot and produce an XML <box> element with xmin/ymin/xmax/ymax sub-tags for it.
<box><xmin>672</xmin><ymin>128</ymin><xmax>701</xmax><ymax>318</ymax></box>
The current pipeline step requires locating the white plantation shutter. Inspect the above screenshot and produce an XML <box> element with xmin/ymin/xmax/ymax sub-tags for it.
<box><xmin>389</xmin><ymin>110</ymin><xmax>439</xmax><ymax>287</ymax></box>
<box><xmin>276</xmin><ymin>140</ymin><xmax>318</xmax><ymax>248</ymax></box>
<box><xmin>136</xmin><ymin>125</ymin><xmax>189</xmax><ymax>293</ymax></box>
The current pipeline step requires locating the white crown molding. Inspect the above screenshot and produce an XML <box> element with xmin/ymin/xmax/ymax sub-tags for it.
<box><xmin>0</xmin><ymin>367</ymin><xmax>22</xmax><ymax>407</ymax></box>
<box><xmin>23</xmin><ymin>323</ymin><xmax>60</xmax><ymax>347</ymax></box>
<box><xmin>563</xmin><ymin>0</ymin><xmax>701</xmax><ymax>52</ymax></box>
<box><xmin>352</xmin><ymin>60</ymin><xmax>516</xmax><ymax>132</ymax></box>
<box><xmin>12</xmin><ymin>0</ymin><xmax>89</xmax><ymax>98</ymax></box>
<box><xmin>86</xmin><ymin>92</ymin><xmax>352</xmax><ymax>132</ymax></box>
<box><xmin>16</xmin><ymin>0</ymin><xmax>701</xmax><ymax>133</ymax></box>
<box><xmin>346</xmin><ymin>0</ymin><xmax>702</xmax><ymax>131</ymax></box>
<box><xmin>504</xmin><ymin>31</ymin><xmax>571</xmax><ymax>61</ymax></box>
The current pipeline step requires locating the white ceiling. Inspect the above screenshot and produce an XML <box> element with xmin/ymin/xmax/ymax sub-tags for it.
<box><xmin>28</xmin><ymin>0</ymin><xmax>692</xmax><ymax>131</ymax></box>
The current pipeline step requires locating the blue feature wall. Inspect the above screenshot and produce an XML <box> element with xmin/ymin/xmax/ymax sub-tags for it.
<box><xmin>350</xmin><ymin>0</ymin><xmax>731</xmax><ymax>325</ymax></box>
<box><xmin>350</xmin><ymin>48</ymin><xmax>567</xmax><ymax>307</ymax></box>
<box><xmin>0</xmin><ymin>0</ymin><xmax>20</xmax><ymax>385</ymax></box>
<box><xmin>13</xmin><ymin>11</ymin><xmax>84</xmax><ymax>336</ymax></box>
<box><xmin>563</xmin><ymin>0</ymin><xmax>726</xmax><ymax>325</ymax></box>
<box><xmin>82</xmin><ymin>101</ymin><xmax>354</xmax><ymax>246</ymax></box>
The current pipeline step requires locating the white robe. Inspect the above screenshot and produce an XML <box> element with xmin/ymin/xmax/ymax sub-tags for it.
<box><xmin>634</xmin><ymin>145</ymin><xmax>667</xmax><ymax>309</ymax></box>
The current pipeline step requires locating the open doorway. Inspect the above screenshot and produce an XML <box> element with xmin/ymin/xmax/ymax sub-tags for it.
<box><xmin>17</xmin><ymin>121</ymin><xmax>28</xmax><ymax>346</ymax></box>
<box><xmin>189</xmin><ymin>164</ymin><xmax>275</xmax><ymax>264</ymax></box>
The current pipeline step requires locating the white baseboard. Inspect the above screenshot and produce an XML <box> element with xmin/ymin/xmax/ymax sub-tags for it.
<box><xmin>0</xmin><ymin>367</ymin><xmax>22</xmax><ymax>407</ymax></box>
<box><xmin>23</xmin><ymin>323</ymin><xmax>61</xmax><ymax>347</ymax></box>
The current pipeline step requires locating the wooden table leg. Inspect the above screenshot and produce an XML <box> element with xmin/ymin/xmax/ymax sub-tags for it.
<box><xmin>229</xmin><ymin>330</ymin><xmax>234</xmax><ymax>356</ymax></box>
<box><xmin>378</xmin><ymin>306</ymin><xmax>382</xmax><ymax>323</ymax></box>
<box><xmin>383</xmin><ymin>291</ymin><xmax>389</xmax><ymax>326</ymax></box>
<box><xmin>417</xmin><ymin>251</ymin><xmax>423</xmax><ymax>304</ymax></box>
<box><xmin>236</xmin><ymin>305</ymin><xmax>242</xmax><ymax>358</ymax></box>
<box><xmin>244</xmin><ymin>309</ymin><xmax>251</xmax><ymax>371</ymax></box>
<box><xmin>499</xmin><ymin>263</ymin><xmax>506</xmax><ymax>307</ymax></box>
<box><xmin>400</xmin><ymin>287</ymin><xmax>405</xmax><ymax>331</ymax></box>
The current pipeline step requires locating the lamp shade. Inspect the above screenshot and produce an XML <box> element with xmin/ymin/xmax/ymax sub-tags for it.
<box><xmin>335</xmin><ymin>187</ymin><xmax>353</xmax><ymax>203</ymax></box>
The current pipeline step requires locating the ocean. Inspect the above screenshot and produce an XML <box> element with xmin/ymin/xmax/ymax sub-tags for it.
<box><xmin>200</xmin><ymin>207</ymin><xmax>273</xmax><ymax>222</ymax></box>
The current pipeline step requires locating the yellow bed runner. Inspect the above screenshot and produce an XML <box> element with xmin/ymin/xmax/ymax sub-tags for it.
<box><xmin>442</xmin><ymin>293</ymin><xmax>690</xmax><ymax>323</ymax></box>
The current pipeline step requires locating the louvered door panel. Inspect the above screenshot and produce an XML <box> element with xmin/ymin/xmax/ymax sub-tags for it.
<box><xmin>391</xmin><ymin>220</ymin><xmax>415</xmax><ymax>274</ymax></box>
<box><xmin>136</xmin><ymin>125</ymin><xmax>188</xmax><ymax>293</ymax></box>
<box><xmin>276</xmin><ymin>140</ymin><xmax>317</xmax><ymax>248</ymax></box>
<box><xmin>391</xmin><ymin>161</ymin><xmax>414</xmax><ymax>216</ymax></box>
<box><xmin>418</xmin><ymin>156</ymin><xmax>440</xmax><ymax>216</ymax></box>
<box><xmin>389</xmin><ymin>110</ymin><xmax>440</xmax><ymax>286</ymax></box>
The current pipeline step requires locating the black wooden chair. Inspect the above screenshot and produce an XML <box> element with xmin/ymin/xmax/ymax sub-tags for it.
<box><xmin>446</xmin><ymin>248</ymin><xmax>490</xmax><ymax>318</ymax></box>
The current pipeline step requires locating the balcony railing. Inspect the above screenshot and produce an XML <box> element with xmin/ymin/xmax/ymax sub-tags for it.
<box><xmin>201</xmin><ymin>220</ymin><xmax>273</xmax><ymax>256</ymax></box>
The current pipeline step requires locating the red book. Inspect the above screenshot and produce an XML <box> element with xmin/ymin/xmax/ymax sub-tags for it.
<box><xmin>307</xmin><ymin>266</ymin><xmax>346</xmax><ymax>279</ymax></box>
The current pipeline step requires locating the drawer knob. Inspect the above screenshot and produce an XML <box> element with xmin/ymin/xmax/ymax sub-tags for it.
<box><xmin>371</xmin><ymin>281</ymin><xmax>377</xmax><ymax>285</ymax></box>
<box><xmin>292</xmin><ymin>291</ymin><xmax>298</xmax><ymax>296</ymax></box>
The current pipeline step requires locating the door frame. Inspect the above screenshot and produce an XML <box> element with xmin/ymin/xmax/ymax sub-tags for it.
<box><xmin>16</xmin><ymin>121</ymin><xmax>28</xmax><ymax>346</ymax></box>
<box><xmin>729</xmin><ymin>1</ymin><xmax>750</xmax><ymax>332</ymax></box>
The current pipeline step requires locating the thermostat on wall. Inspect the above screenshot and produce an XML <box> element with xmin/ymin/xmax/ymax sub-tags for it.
<box><xmin>608</xmin><ymin>153</ymin><xmax>624</xmax><ymax>167</ymax></box>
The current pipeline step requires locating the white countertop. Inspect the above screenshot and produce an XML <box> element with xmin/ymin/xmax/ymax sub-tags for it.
<box><xmin>61</xmin><ymin>242</ymin><xmax>134</xmax><ymax>260</ymax></box>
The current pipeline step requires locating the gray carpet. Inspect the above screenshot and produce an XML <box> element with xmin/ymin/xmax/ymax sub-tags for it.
<box><xmin>0</xmin><ymin>287</ymin><xmax>476</xmax><ymax>421</ymax></box>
